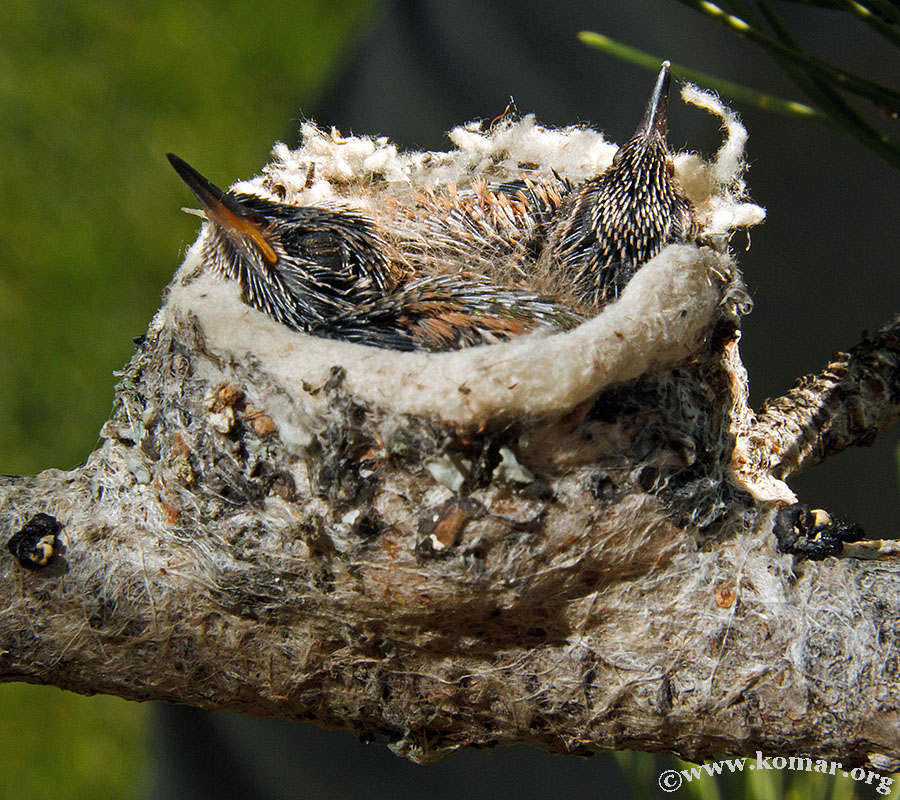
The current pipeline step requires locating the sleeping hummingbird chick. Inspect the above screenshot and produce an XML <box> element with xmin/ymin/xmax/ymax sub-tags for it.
<box><xmin>168</xmin><ymin>61</ymin><xmax>699</xmax><ymax>351</ymax></box>
<box><xmin>167</xmin><ymin>154</ymin><xmax>580</xmax><ymax>351</ymax></box>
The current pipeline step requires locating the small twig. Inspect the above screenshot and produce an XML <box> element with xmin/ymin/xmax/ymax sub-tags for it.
<box><xmin>577</xmin><ymin>31</ymin><xmax>832</xmax><ymax>126</ymax></box>
<box><xmin>754</xmin><ymin>316</ymin><xmax>900</xmax><ymax>479</ymax></box>
<box><xmin>776</xmin><ymin>0</ymin><xmax>844</xmax><ymax>7</ymax></box>
<box><xmin>837</xmin><ymin>0</ymin><xmax>900</xmax><ymax>47</ymax></box>
<box><xmin>674</xmin><ymin>0</ymin><xmax>900</xmax><ymax>113</ymax></box>
<box><xmin>668</xmin><ymin>0</ymin><xmax>900</xmax><ymax>167</ymax></box>
<box><xmin>780</xmin><ymin>0</ymin><xmax>900</xmax><ymax>24</ymax></box>
<box><xmin>751</xmin><ymin>0</ymin><xmax>900</xmax><ymax>168</ymax></box>
<box><xmin>864</xmin><ymin>0</ymin><xmax>900</xmax><ymax>26</ymax></box>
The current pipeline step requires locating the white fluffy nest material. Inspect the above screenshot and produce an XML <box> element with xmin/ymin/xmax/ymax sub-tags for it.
<box><xmin>165</xmin><ymin>85</ymin><xmax>764</xmax><ymax>429</ymax></box>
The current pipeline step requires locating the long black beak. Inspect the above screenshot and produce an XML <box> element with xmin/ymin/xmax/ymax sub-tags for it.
<box><xmin>635</xmin><ymin>61</ymin><xmax>671</xmax><ymax>140</ymax></box>
<box><xmin>167</xmin><ymin>153</ymin><xmax>278</xmax><ymax>265</ymax></box>
<box><xmin>167</xmin><ymin>153</ymin><xmax>240</xmax><ymax>216</ymax></box>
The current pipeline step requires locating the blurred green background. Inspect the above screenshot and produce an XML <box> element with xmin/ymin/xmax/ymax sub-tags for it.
<box><xmin>0</xmin><ymin>0</ymin><xmax>372</xmax><ymax>477</ymax></box>
<box><xmin>0</xmin><ymin>2</ymin><xmax>370</xmax><ymax>797</ymax></box>
<box><xmin>2</xmin><ymin>1</ymin><xmax>899</xmax><ymax>798</ymax></box>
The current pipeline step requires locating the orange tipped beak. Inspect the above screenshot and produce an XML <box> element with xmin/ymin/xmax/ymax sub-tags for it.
<box><xmin>167</xmin><ymin>153</ymin><xmax>278</xmax><ymax>265</ymax></box>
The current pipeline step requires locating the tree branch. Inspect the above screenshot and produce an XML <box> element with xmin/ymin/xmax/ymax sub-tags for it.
<box><xmin>3</xmin><ymin>114</ymin><xmax>900</xmax><ymax>771</ymax></box>
<box><xmin>752</xmin><ymin>317</ymin><xmax>900</xmax><ymax>479</ymax></box>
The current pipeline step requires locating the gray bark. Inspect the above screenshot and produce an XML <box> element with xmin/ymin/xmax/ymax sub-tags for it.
<box><xmin>3</xmin><ymin>245</ymin><xmax>900</xmax><ymax>770</ymax></box>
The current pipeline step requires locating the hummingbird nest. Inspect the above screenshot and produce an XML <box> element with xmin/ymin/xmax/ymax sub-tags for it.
<box><xmin>170</xmin><ymin>82</ymin><xmax>761</xmax><ymax>425</ymax></box>
<box><xmin>4</xmin><ymin>75</ymin><xmax>900</xmax><ymax>770</ymax></box>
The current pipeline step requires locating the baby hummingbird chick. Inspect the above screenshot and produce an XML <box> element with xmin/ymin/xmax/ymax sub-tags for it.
<box><xmin>168</xmin><ymin>60</ymin><xmax>697</xmax><ymax>351</ymax></box>
<box><xmin>548</xmin><ymin>61</ymin><xmax>700</xmax><ymax>308</ymax></box>
<box><xmin>167</xmin><ymin>153</ymin><xmax>396</xmax><ymax>330</ymax></box>
<box><xmin>168</xmin><ymin>154</ymin><xmax>579</xmax><ymax>351</ymax></box>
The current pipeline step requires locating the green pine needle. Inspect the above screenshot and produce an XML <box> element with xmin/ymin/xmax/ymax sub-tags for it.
<box><xmin>577</xmin><ymin>31</ymin><xmax>833</xmax><ymax>126</ymax></box>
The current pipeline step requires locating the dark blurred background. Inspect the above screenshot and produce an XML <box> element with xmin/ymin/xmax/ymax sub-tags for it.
<box><xmin>1</xmin><ymin>1</ymin><xmax>897</xmax><ymax>797</ymax></box>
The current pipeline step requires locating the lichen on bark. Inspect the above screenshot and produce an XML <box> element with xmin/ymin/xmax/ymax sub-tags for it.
<box><xmin>3</xmin><ymin>91</ymin><xmax>900</xmax><ymax>770</ymax></box>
